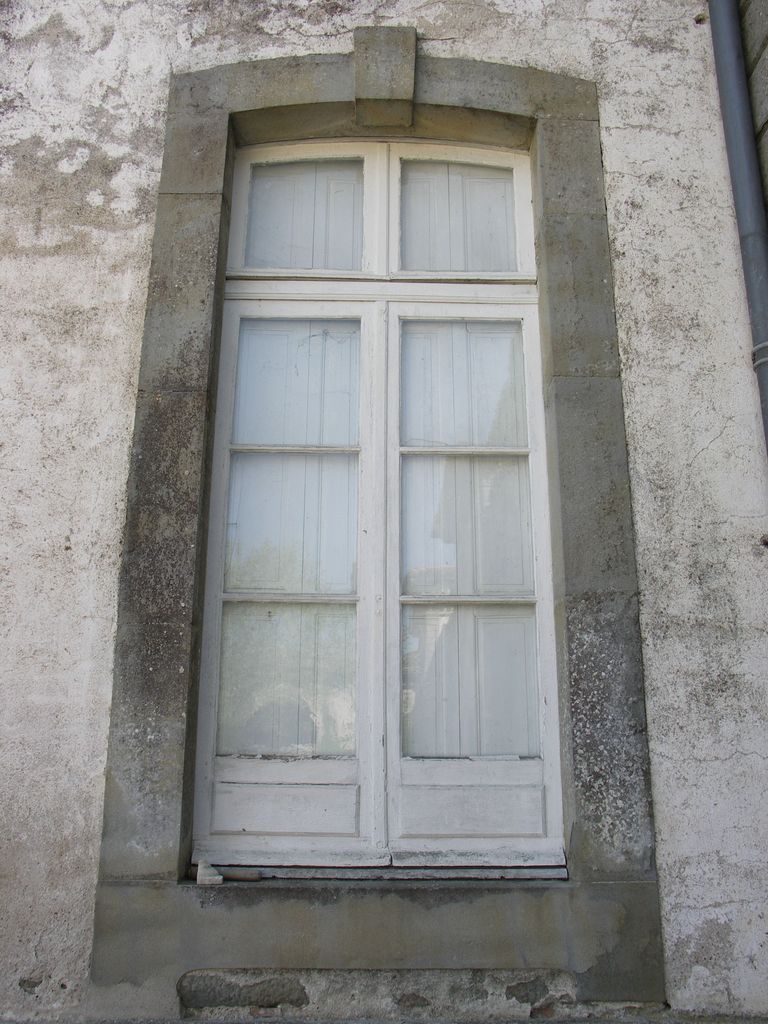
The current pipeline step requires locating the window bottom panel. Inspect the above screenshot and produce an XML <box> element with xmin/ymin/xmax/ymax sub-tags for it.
<box><xmin>191</xmin><ymin>836</ymin><xmax>564</xmax><ymax>871</ymax></box>
<box><xmin>211</xmin><ymin>781</ymin><xmax>360</xmax><ymax>837</ymax></box>
<box><xmin>396</xmin><ymin>783</ymin><xmax>544</xmax><ymax>839</ymax></box>
<box><xmin>388</xmin><ymin>838</ymin><xmax>566</xmax><ymax>869</ymax></box>
<box><xmin>192</xmin><ymin>837</ymin><xmax>391</xmax><ymax>868</ymax></box>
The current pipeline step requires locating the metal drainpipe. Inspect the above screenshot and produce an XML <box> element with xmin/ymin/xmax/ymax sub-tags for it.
<box><xmin>708</xmin><ymin>0</ymin><xmax>768</xmax><ymax>453</ymax></box>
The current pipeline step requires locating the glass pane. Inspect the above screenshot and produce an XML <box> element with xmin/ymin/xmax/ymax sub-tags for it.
<box><xmin>401</xmin><ymin>321</ymin><xmax>527</xmax><ymax>447</ymax></box>
<box><xmin>225</xmin><ymin>453</ymin><xmax>357</xmax><ymax>594</ymax></box>
<box><xmin>401</xmin><ymin>456</ymin><xmax>533</xmax><ymax>596</ymax></box>
<box><xmin>218</xmin><ymin>603</ymin><xmax>356</xmax><ymax>756</ymax></box>
<box><xmin>246</xmin><ymin>160</ymin><xmax>363</xmax><ymax>270</ymax></box>
<box><xmin>233</xmin><ymin>319</ymin><xmax>359</xmax><ymax>446</ymax></box>
<box><xmin>401</xmin><ymin>161</ymin><xmax>516</xmax><ymax>272</ymax></box>
<box><xmin>402</xmin><ymin>605</ymin><xmax>539</xmax><ymax>757</ymax></box>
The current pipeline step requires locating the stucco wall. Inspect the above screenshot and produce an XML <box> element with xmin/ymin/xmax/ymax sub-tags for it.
<box><xmin>1</xmin><ymin>0</ymin><xmax>766</xmax><ymax>1018</ymax></box>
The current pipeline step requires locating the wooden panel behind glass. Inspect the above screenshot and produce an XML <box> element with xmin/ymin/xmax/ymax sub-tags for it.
<box><xmin>401</xmin><ymin>321</ymin><xmax>527</xmax><ymax>447</ymax></box>
<box><xmin>401</xmin><ymin>605</ymin><xmax>539</xmax><ymax>757</ymax></box>
<box><xmin>233</xmin><ymin>319</ymin><xmax>359</xmax><ymax>446</ymax></box>
<box><xmin>218</xmin><ymin>603</ymin><xmax>356</xmax><ymax>757</ymax></box>
<box><xmin>246</xmin><ymin>161</ymin><xmax>363</xmax><ymax>270</ymax></box>
<box><xmin>401</xmin><ymin>161</ymin><xmax>516</xmax><ymax>272</ymax></box>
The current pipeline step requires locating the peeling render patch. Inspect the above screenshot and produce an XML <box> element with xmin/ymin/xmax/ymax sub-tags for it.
<box><xmin>0</xmin><ymin>133</ymin><xmax>160</xmax><ymax>256</ymax></box>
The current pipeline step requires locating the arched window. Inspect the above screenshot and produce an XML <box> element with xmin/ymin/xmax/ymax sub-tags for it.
<box><xmin>93</xmin><ymin>33</ymin><xmax>662</xmax><ymax>1010</ymax></box>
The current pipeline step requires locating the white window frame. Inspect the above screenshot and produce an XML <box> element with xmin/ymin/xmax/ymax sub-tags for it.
<box><xmin>384</xmin><ymin>300</ymin><xmax>561</xmax><ymax>867</ymax></box>
<box><xmin>193</xmin><ymin>140</ymin><xmax>563</xmax><ymax>870</ymax></box>
<box><xmin>387</xmin><ymin>143</ymin><xmax>536</xmax><ymax>282</ymax></box>
<box><xmin>228</xmin><ymin>141</ymin><xmax>389</xmax><ymax>278</ymax></box>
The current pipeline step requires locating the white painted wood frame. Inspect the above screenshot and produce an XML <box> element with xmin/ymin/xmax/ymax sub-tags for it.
<box><xmin>388</xmin><ymin>143</ymin><xmax>536</xmax><ymax>282</ymax></box>
<box><xmin>193</xmin><ymin>141</ymin><xmax>563</xmax><ymax>869</ymax></box>
<box><xmin>194</xmin><ymin>299</ymin><xmax>388</xmax><ymax>866</ymax></box>
<box><xmin>384</xmin><ymin>301</ymin><xmax>562</xmax><ymax>866</ymax></box>
<box><xmin>228</xmin><ymin>142</ymin><xmax>388</xmax><ymax>278</ymax></box>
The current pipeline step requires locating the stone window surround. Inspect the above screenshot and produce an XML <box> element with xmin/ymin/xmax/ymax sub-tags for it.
<box><xmin>91</xmin><ymin>29</ymin><xmax>665</xmax><ymax>1010</ymax></box>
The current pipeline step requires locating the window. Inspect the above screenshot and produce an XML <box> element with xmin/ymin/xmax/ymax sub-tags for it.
<box><xmin>95</xmin><ymin>46</ymin><xmax>662</xmax><ymax>1004</ymax></box>
<box><xmin>192</xmin><ymin>141</ymin><xmax>563</xmax><ymax>869</ymax></box>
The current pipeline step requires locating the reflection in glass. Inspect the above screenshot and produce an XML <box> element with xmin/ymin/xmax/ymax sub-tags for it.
<box><xmin>401</xmin><ymin>321</ymin><xmax>527</xmax><ymax>447</ymax></box>
<box><xmin>233</xmin><ymin>319</ymin><xmax>359</xmax><ymax>446</ymax></box>
<box><xmin>401</xmin><ymin>605</ymin><xmax>538</xmax><ymax>757</ymax></box>
<box><xmin>218</xmin><ymin>603</ymin><xmax>356</xmax><ymax>756</ymax></box>
<box><xmin>401</xmin><ymin>161</ymin><xmax>516</xmax><ymax>272</ymax></box>
<box><xmin>246</xmin><ymin>160</ymin><xmax>363</xmax><ymax>270</ymax></box>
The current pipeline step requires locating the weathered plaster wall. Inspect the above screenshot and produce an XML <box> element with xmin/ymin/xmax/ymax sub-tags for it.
<box><xmin>1</xmin><ymin>0</ymin><xmax>766</xmax><ymax>1018</ymax></box>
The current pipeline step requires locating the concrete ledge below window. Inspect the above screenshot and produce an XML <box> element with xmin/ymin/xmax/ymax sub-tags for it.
<box><xmin>89</xmin><ymin>879</ymin><xmax>664</xmax><ymax>1017</ymax></box>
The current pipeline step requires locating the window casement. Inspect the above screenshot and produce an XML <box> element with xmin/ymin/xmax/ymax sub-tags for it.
<box><xmin>193</xmin><ymin>140</ymin><xmax>563</xmax><ymax>870</ymax></box>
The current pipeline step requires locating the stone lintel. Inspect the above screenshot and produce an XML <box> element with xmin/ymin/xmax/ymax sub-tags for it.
<box><xmin>354</xmin><ymin>26</ymin><xmax>416</xmax><ymax>127</ymax></box>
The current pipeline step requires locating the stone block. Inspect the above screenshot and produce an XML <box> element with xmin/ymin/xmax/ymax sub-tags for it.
<box><xmin>234</xmin><ymin>101</ymin><xmax>533</xmax><ymax>149</ymax></box>
<box><xmin>234</xmin><ymin>102</ymin><xmax>357</xmax><ymax>144</ymax></box>
<box><xmin>177</xmin><ymin>55</ymin><xmax>355</xmax><ymax>119</ymax></box>
<box><xmin>741</xmin><ymin>0</ymin><xmax>768</xmax><ymax>74</ymax></box>
<box><xmin>100</xmin><ymin>621</ymin><xmax>195</xmax><ymax>880</ymax></box>
<box><xmin>563</xmin><ymin>592</ymin><xmax>655</xmax><ymax>880</ymax></box>
<box><xmin>532</xmin><ymin>118</ymin><xmax>607</xmax><ymax>218</ymax></box>
<box><xmin>417</xmin><ymin>57</ymin><xmax>598</xmax><ymax>122</ymax></box>
<box><xmin>413</xmin><ymin>104</ymin><xmax>533</xmax><ymax>148</ymax></box>
<box><xmin>120</xmin><ymin>389</ymin><xmax>208</xmax><ymax>624</ymax></box>
<box><xmin>758</xmin><ymin>119</ymin><xmax>768</xmax><ymax>204</ymax></box>
<box><xmin>548</xmin><ymin>377</ymin><xmax>638</xmax><ymax>596</ymax></box>
<box><xmin>158</xmin><ymin>107</ymin><xmax>230</xmax><ymax>196</ymax></box>
<box><xmin>354</xmin><ymin>27</ymin><xmax>416</xmax><ymax>127</ymax></box>
<box><xmin>749</xmin><ymin>43</ymin><xmax>768</xmax><ymax>133</ymax></box>
<box><xmin>138</xmin><ymin>193</ymin><xmax>229</xmax><ymax>391</ymax></box>
<box><xmin>537</xmin><ymin>213</ymin><xmax>620</xmax><ymax>379</ymax></box>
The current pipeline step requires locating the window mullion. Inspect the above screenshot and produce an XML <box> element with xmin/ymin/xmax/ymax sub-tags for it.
<box><xmin>357</xmin><ymin>301</ymin><xmax>389</xmax><ymax>851</ymax></box>
<box><xmin>385</xmin><ymin>302</ymin><xmax>404</xmax><ymax>842</ymax></box>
